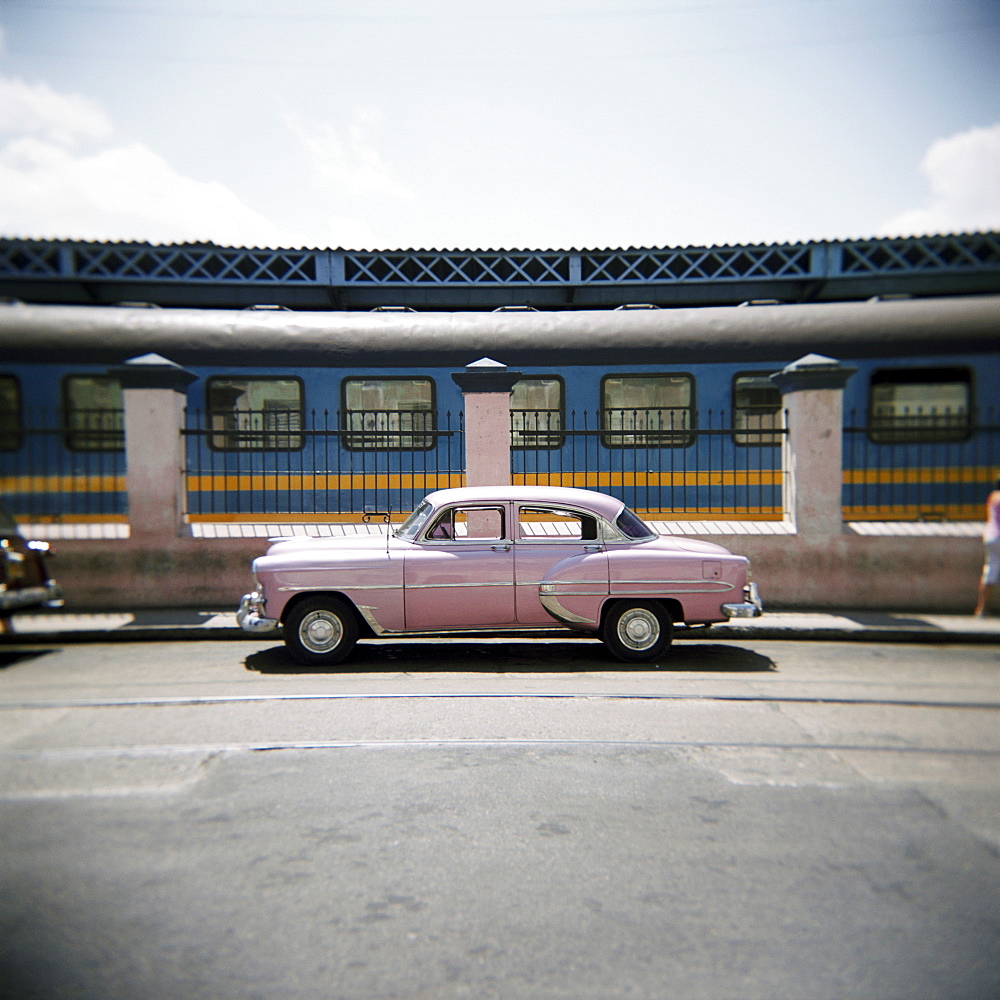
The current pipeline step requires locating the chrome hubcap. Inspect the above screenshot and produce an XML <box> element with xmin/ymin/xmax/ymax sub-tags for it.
<box><xmin>617</xmin><ymin>608</ymin><xmax>660</xmax><ymax>650</ymax></box>
<box><xmin>300</xmin><ymin>610</ymin><xmax>343</xmax><ymax>654</ymax></box>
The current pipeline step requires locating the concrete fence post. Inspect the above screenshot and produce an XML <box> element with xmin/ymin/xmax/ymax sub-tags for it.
<box><xmin>771</xmin><ymin>354</ymin><xmax>857</xmax><ymax>538</ymax></box>
<box><xmin>451</xmin><ymin>358</ymin><xmax>522</xmax><ymax>488</ymax></box>
<box><xmin>108</xmin><ymin>353</ymin><xmax>197</xmax><ymax>541</ymax></box>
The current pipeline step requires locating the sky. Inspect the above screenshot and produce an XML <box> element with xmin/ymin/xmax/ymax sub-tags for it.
<box><xmin>0</xmin><ymin>0</ymin><xmax>998</xmax><ymax>251</ymax></box>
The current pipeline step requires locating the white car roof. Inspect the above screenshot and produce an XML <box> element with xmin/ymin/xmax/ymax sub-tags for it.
<box><xmin>421</xmin><ymin>486</ymin><xmax>627</xmax><ymax>521</ymax></box>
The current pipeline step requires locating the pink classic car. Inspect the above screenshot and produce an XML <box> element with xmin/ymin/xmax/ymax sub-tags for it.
<box><xmin>237</xmin><ymin>486</ymin><xmax>762</xmax><ymax>665</ymax></box>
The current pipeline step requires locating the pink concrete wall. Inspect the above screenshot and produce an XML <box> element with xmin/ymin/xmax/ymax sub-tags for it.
<box><xmin>45</xmin><ymin>532</ymin><xmax>986</xmax><ymax>614</ymax></box>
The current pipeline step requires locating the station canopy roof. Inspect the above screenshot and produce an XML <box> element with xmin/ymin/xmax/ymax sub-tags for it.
<box><xmin>1</xmin><ymin>232</ymin><xmax>998</xmax><ymax>312</ymax></box>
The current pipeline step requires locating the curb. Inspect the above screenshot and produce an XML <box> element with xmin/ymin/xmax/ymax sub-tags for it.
<box><xmin>3</xmin><ymin>611</ymin><xmax>999</xmax><ymax>645</ymax></box>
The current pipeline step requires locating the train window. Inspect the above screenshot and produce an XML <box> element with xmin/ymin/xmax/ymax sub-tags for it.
<box><xmin>868</xmin><ymin>367</ymin><xmax>972</xmax><ymax>443</ymax></box>
<box><xmin>511</xmin><ymin>377</ymin><xmax>564</xmax><ymax>449</ymax></box>
<box><xmin>206</xmin><ymin>377</ymin><xmax>304</xmax><ymax>450</ymax></box>
<box><xmin>601</xmin><ymin>374</ymin><xmax>695</xmax><ymax>447</ymax></box>
<box><xmin>342</xmin><ymin>377</ymin><xmax>435</xmax><ymax>450</ymax></box>
<box><xmin>732</xmin><ymin>373</ymin><xmax>783</xmax><ymax>445</ymax></box>
<box><xmin>63</xmin><ymin>376</ymin><xmax>124</xmax><ymax>452</ymax></box>
<box><xmin>0</xmin><ymin>375</ymin><xmax>20</xmax><ymax>451</ymax></box>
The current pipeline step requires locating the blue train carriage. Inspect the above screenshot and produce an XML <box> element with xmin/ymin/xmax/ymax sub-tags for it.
<box><xmin>0</xmin><ymin>294</ymin><xmax>997</xmax><ymax>525</ymax></box>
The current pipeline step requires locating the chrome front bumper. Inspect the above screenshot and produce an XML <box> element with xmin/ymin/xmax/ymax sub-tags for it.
<box><xmin>237</xmin><ymin>591</ymin><xmax>279</xmax><ymax>634</ymax></box>
<box><xmin>722</xmin><ymin>582</ymin><xmax>763</xmax><ymax>619</ymax></box>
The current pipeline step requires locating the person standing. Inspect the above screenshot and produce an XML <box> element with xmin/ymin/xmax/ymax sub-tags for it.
<box><xmin>975</xmin><ymin>476</ymin><xmax>1000</xmax><ymax>615</ymax></box>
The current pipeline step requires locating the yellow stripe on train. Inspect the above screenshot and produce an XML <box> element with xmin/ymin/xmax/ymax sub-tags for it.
<box><xmin>184</xmin><ymin>471</ymin><xmax>783</xmax><ymax>491</ymax></box>
<box><xmin>842</xmin><ymin>466</ymin><xmax>995</xmax><ymax>485</ymax></box>
<box><xmin>0</xmin><ymin>474</ymin><xmax>126</xmax><ymax>493</ymax></box>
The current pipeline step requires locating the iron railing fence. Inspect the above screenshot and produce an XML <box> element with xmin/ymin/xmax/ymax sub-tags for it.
<box><xmin>512</xmin><ymin>408</ymin><xmax>786</xmax><ymax>519</ymax></box>
<box><xmin>0</xmin><ymin>406</ymin><xmax>127</xmax><ymax>521</ymax></box>
<box><xmin>183</xmin><ymin>408</ymin><xmax>464</xmax><ymax>520</ymax></box>
<box><xmin>844</xmin><ymin>405</ymin><xmax>999</xmax><ymax>520</ymax></box>
<box><xmin>12</xmin><ymin>403</ymin><xmax>991</xmax><ymax>526</ymax></box>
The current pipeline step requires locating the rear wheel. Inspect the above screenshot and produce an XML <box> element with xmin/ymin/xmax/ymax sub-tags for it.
<box><xmin>284</xmin><ymin>596</ymin><xmax>359</xmax><ymax>666</ymax></box>
<box><xmin>602</xmin><ymin>601</ymin><xmax>672</xmax><ymax>662</ymax></box>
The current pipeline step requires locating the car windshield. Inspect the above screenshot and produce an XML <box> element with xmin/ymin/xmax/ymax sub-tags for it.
<box><xmin>394</xmin><ymin>501</ymin><xmax>434</xmax><ymax>540</ymax></box>
<box><xmin>616</xmin><ymin>506</ymin><xmax>656</xmax><ymax>540</ymax></box>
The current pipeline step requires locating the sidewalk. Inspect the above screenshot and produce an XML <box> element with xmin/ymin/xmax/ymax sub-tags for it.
<box><xmin>3</xmin><ymin>608</ymin><xmax>999</xmax><ymax>644</ymax></box>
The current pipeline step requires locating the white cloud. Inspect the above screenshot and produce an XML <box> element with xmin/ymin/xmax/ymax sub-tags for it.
<box><xmin>880</xmin><ymin>124</ymin><xmax>1000</xmax><ymax>237</ymax></box>
<box><xmin>0</xmin><ymin>75</ymin><xmax>112</xmax><ymax>147</ymax></box>
<box><xmin>282</xmin><ymin>104</ymin><xmax>413</xmax><ymax>202</ymax></box>
<box><xmin>0</xmin><ymin>73</ymin><xmax>292</xmax><ymax>246</ymax></box>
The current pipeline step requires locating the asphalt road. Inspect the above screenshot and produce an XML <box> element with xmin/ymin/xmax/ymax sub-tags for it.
<box><xmin>1</xmin><ymin>636</ymin><xmax>998</xmax><ymax>1000</ymax></box>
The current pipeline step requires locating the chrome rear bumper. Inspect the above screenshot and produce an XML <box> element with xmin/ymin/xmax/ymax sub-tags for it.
<box><xmin>722</xmin><ymin>582</ymin><xmax>763</xmax><ymax>619</ymax></box>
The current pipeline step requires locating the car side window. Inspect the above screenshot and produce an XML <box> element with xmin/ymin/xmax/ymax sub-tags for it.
<box><xmin>425</xmin><ymin>506</ymin><xmax>506</xmax><ymax>542</ymax></box>
<box><xmin>517</xmin><ymin>506</ymin><xmax>599</xmax><ymax>541</ymax></box>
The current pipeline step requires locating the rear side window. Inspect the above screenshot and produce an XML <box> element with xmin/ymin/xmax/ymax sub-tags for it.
<box><xmin>517</xmin><ymin>506</ymin><xmax>599</xmax><ymax>541</ymax></box>
<box><xmin>601</xmin><ymin>374</ymin><xmax>695</xmax><ymax>447</ymax></box>
<box><xmin>616</xmin><ymin>507</ymin><xmax>656</xmax><ymax>540</ymax></box>
<box><xmin>0</xmin><ymin>375</ymin><xmax>20</xmax><ymax>451</ymax></box>
<box><xmin>868</xmin><ymin>367</ymin><xmax>972</xmax><ymax>443</ymax></box>
<box><xmin>63</xmin><ymin>375</ymin><xmax>124</xmax><ymax>452</ymax></box>
<box><xmin>206</xmin><ymin>377</ymin><xmax>304</xmax><ymax>451</ymax></box>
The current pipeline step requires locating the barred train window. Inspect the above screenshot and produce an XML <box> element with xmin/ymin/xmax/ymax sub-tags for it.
<box><xmin>342</xmin><ymin>378</ymin><xmax>435</xmax><ymax>450</ymax></box>
<box><xmin>206</xmin><ymin>377</ymin><xmax>303</xmax><ymax>450</ymax></box>
<box><xmin>0</xmin><ymin>375</ymin><xmax>20</xmax><ymax>451</ymax></box>
<box><xmin>733</xmin><ymin>373</ymin><xmax>782</xmax><ymax>445</ymax></box>
<box><xmin>63</xmin><ymin>375</ymin><xmax>124</xmax><ymax>452</ymax></box>
<box><xmin>511</xmin><ymin>377</ymin><xmax>564</xmax><ymax>448</ymax></box>
<box><xmin>601</xmin><ymin>374</ymin><xmax>695</xmax><ymax>447</ymax></box>
<box><xmin>868</xmin><ymin>367</ymin><xmax>972</xmax><ymax>443</ymax></box>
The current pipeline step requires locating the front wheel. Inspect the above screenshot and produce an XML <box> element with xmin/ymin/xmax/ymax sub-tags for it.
<box><xmin>284</xmin><ymin>596</ymin><xmax>359</xmax><ymax>666</ymax></box>
<box><xmin>602</xmin><ymin>601</ymin><xmax>673</xmax><ymax>663</ymax></box>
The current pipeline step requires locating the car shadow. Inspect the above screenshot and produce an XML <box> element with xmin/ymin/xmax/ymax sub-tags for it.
<box><xmin>0</xmin><ymin>647</ymin><xmax>58</xmax><ymax>670</ymax></box>
<box><xmin>244</xmin><ymin>639</ymin><xmax>776</xmax><ymax>675</ymax></box>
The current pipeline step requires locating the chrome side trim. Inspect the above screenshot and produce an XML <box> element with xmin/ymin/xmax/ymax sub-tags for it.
<box><xmin>613</xmin><ymin>586</ymin><xmax>734</xmax><ymax>597</ymax></box>
<box><xmin>357</xmin><ymin>606</ymin><xmax>389</xmax><ymax>636</ymax></box>
<box><xmin>539</xmin><ymin>593</ymin><xmax>597</xmax><ymax>625</ymax></box>
<box><xmin>356</xmin><ymin>618</ymin><xmax>573</xmax><ymax>637</ymax></box>
<box><xmin>610</xmin><ymin>578</ymin><xmax>735</xmax><ymax>593</ymax></box>
<box><xmin>279</xmin><ymin>581</ymin><xmax>516</xmax><ymax>593</ymax></box>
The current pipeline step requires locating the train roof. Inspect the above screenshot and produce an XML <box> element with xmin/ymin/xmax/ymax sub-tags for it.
<box><xmin>0</xmin><ymin>295</ymin><xmax>997</xmax><ymax>367</ymax></box>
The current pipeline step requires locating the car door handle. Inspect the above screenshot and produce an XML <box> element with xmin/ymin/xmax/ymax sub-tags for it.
<box><xmin>491</xmin><ymin>543</ymin><xmax>511</xmax><ymax>552</ymax></box>
<box><xmin>583</xmin><ymin>544</ymin><xmax>604</xmax><ymax>552</ymax></box>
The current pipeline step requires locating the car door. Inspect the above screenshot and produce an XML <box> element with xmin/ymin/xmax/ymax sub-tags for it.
<box><xmin>403</xmin><ymin>503</ymin><xmax>516</xmax><ymax>629</ymax></box>
<box><xmin>513</xmin><ymin>504</ymin><xmax>609</xmax><ymax>626</ymax></box>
